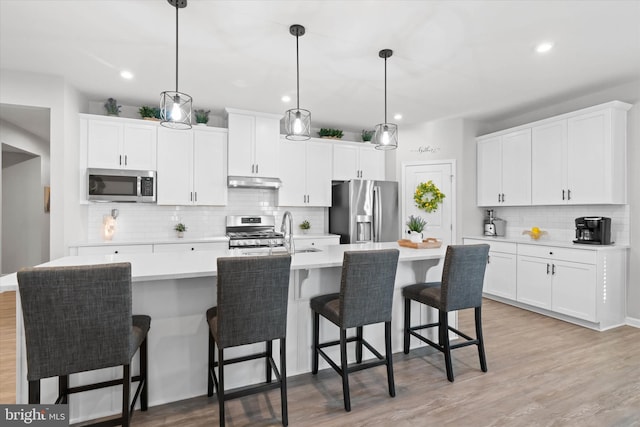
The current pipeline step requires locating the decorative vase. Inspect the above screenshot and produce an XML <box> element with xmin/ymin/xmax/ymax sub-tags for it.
<box><xmin>177</xmin><ymin>231</ymin><xmax>184</xmax><ymax>238</ymax></box>
<box><xmin>302</xmin><ymin>229</ymin><xmax>309</xmax><ymax>234</ymax></box>
<box><xmin>409</xmin><ymin>231</ymin><xmax>423</xmax><ymax>243</ymax></box>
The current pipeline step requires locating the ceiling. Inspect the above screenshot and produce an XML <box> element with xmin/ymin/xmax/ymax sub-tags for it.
<box><xmin>1</xmin><ymin>0</ymin><xmax>639</xmax><ymax>133</ymax></box>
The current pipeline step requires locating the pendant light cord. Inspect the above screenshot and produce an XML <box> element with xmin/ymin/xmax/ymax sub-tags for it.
<box><xmin>175</xmin><ymin>3</ymin><xmax>179</xmax><ymax>92</ymax></box>
<box><xmin>384</xmin><ymin>55</ymin><xmax>387</xmax><ymax>123</ymax></box>
<box><xmin>296</xmin><ymin>32</ymin><xmax>300</xmax><ymax>110</ymax></box>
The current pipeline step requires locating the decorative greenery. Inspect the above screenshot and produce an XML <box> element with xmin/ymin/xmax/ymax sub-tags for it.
<box><xmin>104</xmin><ymin>98</ymin><xmax>121</xmax><ymax>116</ymax></box>
<box><xmin>299</xmin><ymin>220</ymin><xmax>311</xmax><ymax>230</ymax></box>
<box><xmin>414</xmin><ymin>180</ymin><xmax>445</xmax><ymax>213</ymax></box>
<box><xmin>139</xmin><ymin>106</ymin><xmax>158</xmax><ymax>119</ymax></box>
<box><xmin>361</xmin><ymin>129</ymin><xmax>375</xmax><ymax>142</ymax></box>
<box><xmin>318</xmin><ymin>128</ymin><xmax>343</xmax><ymax>139</ymax></box>
<box><xmin>406</xmin><ymin>215</ymin><xmax>427</xmax><ymax>233</ymax></box>
<box><xmin>194</xmin><ymin>109</ymin><xmax>210</xmax><ymax>124</ymax></box>
<box><xmin>174</xmin><ymin>223</ymin><xmax>187</xmax><ymax>232</ymax></box>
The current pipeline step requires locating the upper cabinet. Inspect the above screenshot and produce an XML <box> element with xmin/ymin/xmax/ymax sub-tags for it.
<box><xmin>479</xmin><ymin>101</ymin><xmax>631</xmax><ymax>207</ymax></box>
<box><xmin>83</xmin><ymin>115</ymin><xmax>157</xmax><ymax>170</ymax></box>
<box><xmin>332</xmin><ymin>142</ymin><xmax>385</xmax><ymax>181</ymax></box>
<box><xmin>477</xmin><ymin>129</ymin><xmax>531</xmax><ymax>206</ymax></box>
<box><xmin>156</xmin><ymin>126</ymin><xmax>228</xmax><ymax>206</ymax></box>
<box><xmin>278</xmin><ymin>137</ymin><xmax>332</xmax><ymax>207</ymax></box>
<box><xmin>226</xmin><ymin>108</ymin><xmax>282</xmax><ymax>178</ymax></box>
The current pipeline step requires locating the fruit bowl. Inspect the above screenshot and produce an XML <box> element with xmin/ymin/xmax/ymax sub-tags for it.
<box><xmin>522</xmin><ymin>227</ymin><xmax>547</xmax><ymax>240</ymax></box>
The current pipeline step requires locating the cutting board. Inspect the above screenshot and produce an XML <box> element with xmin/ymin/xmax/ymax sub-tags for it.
<box><xmin>397</xmin><ymin>238</ymin><xmax>442</xmax><ymax>249</ymax></box>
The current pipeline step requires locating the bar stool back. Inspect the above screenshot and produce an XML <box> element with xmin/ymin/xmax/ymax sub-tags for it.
<box><xmin>310</xmin><ymin>249</ymin><xmax>399</xmax><ymax>412</ymax></box>
<box><xmin>17</xmin><ymin>262</ymin><xmax>150</xmax><ymax>426</ymax></box>
<box><xmin>207</xmin><ymin>254</ymin><xmax>292</xmax><ymax>426</ymax></box>
<box><xmin>403</xmin><ymin>244</ymin><xmax>490</xmax><ymax>382</ymax></box>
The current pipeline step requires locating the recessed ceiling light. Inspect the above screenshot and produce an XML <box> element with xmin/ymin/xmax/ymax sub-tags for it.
<box><xmin>394</xmin><ymin>113</ymin><xmax>403</xmax><ymax>120</ymax></box>
<box><xmin>120</xmin><ymin>70</ymin><xmax>134</xmax><ymax>79</ymax></box>
<box><xmin>535</xmin><ymin>42</ymin><xmax>554</xmax><ymax>54</ymax></box>
<box><xmin>281</xmin><ymin>95</ymin><xmax>291</xmax><ymax>103</ymax></box>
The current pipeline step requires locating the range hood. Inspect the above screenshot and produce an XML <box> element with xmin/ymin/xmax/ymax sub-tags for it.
<box><xmin>227</xmin><ymin>176</ymin><xmax>282</xmax><ymax>189</ymax></box>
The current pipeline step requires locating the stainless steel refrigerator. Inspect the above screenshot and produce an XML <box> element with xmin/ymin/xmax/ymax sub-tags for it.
<box><xmin>329</xmin><ymin>180</ymin><xmax>399</xmax><ymax>244</ymax></box>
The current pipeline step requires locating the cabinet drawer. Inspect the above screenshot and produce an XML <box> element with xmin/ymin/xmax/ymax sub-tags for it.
<box><xmin>294</xmin><ymin>236</ymin><xmax>340</xmax><ymax>248</ymax></box>
<box><xmin>517</xmin><ymin>244</ymin><xmax>596</xmax><ymax>264</ymax></box>
<box><xmin>77</xmin><ymin>244</ymin><xmax>153</xmax><ymax>255</ymax></box>
<box><xmin>153</xmin><ymin>242</ymin><xmax>227</xmax><ymax>253</ymax></box>
<box><xmin>464</xmin><ymin>239</ymin><xmax>515</xmax><ymax>254</ymax></box>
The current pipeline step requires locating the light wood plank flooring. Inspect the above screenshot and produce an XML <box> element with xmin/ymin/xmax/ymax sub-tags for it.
<box><xmin>2</xmin><ymin>294</ymin><xmax>639</xmax><ymax>425</ymax></box>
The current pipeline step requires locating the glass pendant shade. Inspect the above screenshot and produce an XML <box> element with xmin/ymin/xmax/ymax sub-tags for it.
<box><xmin>373</xmin><ymin>122</ymin><xmax>398</xmax><ymax>150</ymax></box>
<box><xmin>160</xmin><ymin>91</ymin><xmax>192</xmax><ymax>129</ymax></box>
<box><xmin>285</xmin><ymin>108</ymin><xmax>311</xmax><ymax>140</ymax></box>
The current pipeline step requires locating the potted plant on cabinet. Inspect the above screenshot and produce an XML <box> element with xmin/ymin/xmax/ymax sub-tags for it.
<box><xmin>406</xmin><ymin>215</ymin><xmax>427</xmax><ymax>243</ymax></box>
<box><xmin>318</xmin><ymin>128</ymin><xmax>343</xmax><ymax>139</ymax></box>
<box><xmin>104</xmin><ymin>98</ymin><xmax>121</xmax><ymax>116</ymax></box>
<box><xmin>174</xmin><ymin>223</ymin><xmax>187</xmax><ymax>238</ymax></box>
<box><xmin>139</xmin><ymin>106</ymin><xmax>160</xmax><ymax>121</ymax></box>
<box><xmin>299</xmin><ymin>219</ymin><xmax>311</xmax><ymax>234</ymax></box>
<box><xmin>361</xmin><ymin>129</ymin><xmax>374</xmax><ymax>142</ymax></box>
<box><xmin>194</xmin><ymin>109</ymin><xmax>210</xmax><ymax>125</ymax></box>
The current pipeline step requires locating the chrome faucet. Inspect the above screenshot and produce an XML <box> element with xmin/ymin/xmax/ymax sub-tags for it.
<box><xmin>280</xmin><ymin>211</ymin><xmax>295</xmax><ymax>254</ymax></box>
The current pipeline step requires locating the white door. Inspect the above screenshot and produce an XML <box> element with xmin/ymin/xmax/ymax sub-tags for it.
<box><xmin>402</xmin><ymin>161</ymin><xmax>454</xmax><ymax>246</ymax></box>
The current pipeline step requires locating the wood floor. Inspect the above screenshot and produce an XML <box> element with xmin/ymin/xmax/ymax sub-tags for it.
<box><xmin>2</xmin><ymin>293</ymin><xmax>639</xmax><ymax>426</ymax></box>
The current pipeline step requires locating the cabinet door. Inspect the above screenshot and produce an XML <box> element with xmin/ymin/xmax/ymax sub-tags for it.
<box><xmin>227</xmin><ymin>113</ymin><xmax>254</xmax><ymax>176</ymax></box>
<box><xmin>154</xmin><ymin>242</ymin><xmax>227</xmax><ymax>253</ymax></box>
<box><xmin>567</xmin><ymin>109</ymin><xmax>610</xmax><ymax>204</ymax></box>
<box><xmin>76</xmin><ymin>244</ymin><xmax>153</xmax><ymax>255</ymax></box>
<box><xmin>156</xmin><ymin>128</ymin><xmax>193</xmax><ymax>205</ymax></box>
<box><xmin>516</xmin><ymin>256</ymin><xmax>552</xmax><ymax>309</ymax></box>
<box><xmin>332</xmin><ymin>144</ymin><xmax>359</xmax><ymax>180</ymax></box>
<box><xmin>501</xmin><ymin>129</ymin><xmax>531</xmax><ymax>206</ymax></box>
<box><xmin>532</xmin><ymin>121</ymin><xmax>566</xmax><ymax>205</ymax></box>
<box><xmin>193</xmin><ymin>130</ymin><xmax>227</xmax><ymax>205</ymax></box>
<box><xmin>254</xmin><ymin>116</ymin><xmax>280</xmax><ymax>178</ymax></box>
<box><xmin>305</xmin><ymin>141</ymin><xmax>332</xmax><ymax>207</ymax></box>
<box><xmin>484</xmin><ymin>251</ymin><xmax>517</xmax><ymax>299</ymax></box>
<box><xmin>122</xmin><ymin>123</ymin><xmax>157</xmax><ymax>170</ymax></box>
<box><xmin>87</xmin><ymin>120</ymin><xmax>123</xmax><ymax>168</ymax></box>
<box><xmin>552</xmin><ymin>260</ymin><xmax>596</xmax><ymax>321</ymax></box>
<box><xmin>476</xmin><ymin>137</ymin><xmax>502</xmax><ymax>206</ymax></box>
<box><xmin>278</xmin><ymin>139</ymin><xmax>307</xmax><ymax>206</ymax></box>
<box><xmin>359</xmin><ymin>146</ymin><xmax>385</xmax><ymax>180</ymax></box>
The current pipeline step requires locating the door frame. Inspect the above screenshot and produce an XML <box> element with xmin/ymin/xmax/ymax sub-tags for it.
<box><xmin>401</xmin><ymin>159</ymin><xmax>457</xmax><ymax>244</ymax></box>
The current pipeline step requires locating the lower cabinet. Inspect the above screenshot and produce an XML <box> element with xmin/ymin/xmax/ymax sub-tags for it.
<box><xmin>153</xmin><ymin>242</ymin><xmax>228</xmax><ymax>253</ymax></box>
<box><xmin>293</xmin><ymin>235</ymin><xmax>340</xmax><ymax>249</ymax></box>
<box><xmin>464</xmin><ymin>239</ymin><xmax>517</xmax><ymax>300</ymax></box>
<box><xmin>74</xmin><ymin>244</ymin><xmax>153</xmax><ymax>256</ymax></box>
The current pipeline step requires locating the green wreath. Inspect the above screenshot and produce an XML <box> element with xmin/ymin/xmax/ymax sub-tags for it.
<box><xmin>414</xmin><ymin>180</ymin><xmax>445</xmax><ymax>213</ymax></box>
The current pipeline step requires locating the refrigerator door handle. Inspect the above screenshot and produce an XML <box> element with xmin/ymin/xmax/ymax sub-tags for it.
<box><xmin>373</xmin><ymin>185</ymin><xmax>381</xmax><ymax>242</ymax></box>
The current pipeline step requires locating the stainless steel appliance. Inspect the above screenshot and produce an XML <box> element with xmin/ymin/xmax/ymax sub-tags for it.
<box><xmin>87</xmin><ymin>168</ymin><xmax>156</xmax><ymax>203</ymax></box>
<box><xmin>574</xmin><ymin>216</ymin><xmax>612</xmax><ymax>245</ymax></box>
<box><xmin>329</xmin><ymin>180</ymin><xmax>399</xmax><ymax>244</ymax></box>
<box><xmin>226</xmin><ymin>215</ymin><xmax>285</xmax><ymax>250</ymax></box>
<box><xmin>483</xmin><ymin>209</ymin><xmax>506</xmax><ymax>237</ymax></box>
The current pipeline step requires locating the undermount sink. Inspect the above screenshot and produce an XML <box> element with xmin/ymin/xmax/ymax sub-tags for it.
<box><xmin>295</xmin><ymin>247</ymin><xmax>322</xmax><ymax>254</ymax></box>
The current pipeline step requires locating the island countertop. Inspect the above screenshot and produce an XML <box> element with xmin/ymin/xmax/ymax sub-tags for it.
<box><xmin>0</xmin><ymin>242</ymin><xmax>445</xmax><ymax>292</ymax></box>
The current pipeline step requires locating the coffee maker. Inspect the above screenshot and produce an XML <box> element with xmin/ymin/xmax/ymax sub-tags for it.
<box><xmin>484</xmin><ymin>209</ymin><xmax>506</xmax><ymax>237</ymax></box>
<box><xmin>574</xmin><ymin>217</ymin><xmax>612</xmax><ymax>245</ymax></box>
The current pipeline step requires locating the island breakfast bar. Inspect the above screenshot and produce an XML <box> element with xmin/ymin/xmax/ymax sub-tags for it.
<box><xmin>1</xmin><ymin>242</ymin><xmax>446</xmax><ymax>423</ymax></box>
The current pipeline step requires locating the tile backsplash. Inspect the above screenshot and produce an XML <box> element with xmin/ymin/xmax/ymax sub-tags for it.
<box><xmin>486</xmin><ymin>205</ymin><xmax>630</xmax><ymax>244</ymax></box>
<box><xmin>86</xmin><ymin>188</ymin><xmax>326</xmax><ymax>243</ymax></box>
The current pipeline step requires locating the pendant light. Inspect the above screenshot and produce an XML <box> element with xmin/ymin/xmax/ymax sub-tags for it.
<box><xmin>373</xmin><ymin>49</ymin><xmax>398</xmax><ymax>150</ymax></box>
<box><xmin>160</xmin><ymin>0</ymin><xmax>192</xmax><ymax>130</ymax></box>
<box><xmin>285</xmin><ymin>24</ymin><xmax>311</xmax><ymax>140</ymax></box>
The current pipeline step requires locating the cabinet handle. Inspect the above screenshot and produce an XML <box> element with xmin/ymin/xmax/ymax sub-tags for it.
<box><xmin>194</xmin><ymin>192</ymin><xmax>197</xmax><ymax>202</ymax></box>
<box><xmin>546</xmin><ymin>263</ymin><xmax>550</xmax><ymax>274</ymax></box>
<box><xmin>115</xmin><ymin>250</ymin><xmax>119</xmax><ymax>254</ymax></box>
<box><xmin>487</xmin><ymin>255</ymin><xmax>490</xmax><ymax>264</ymax></box>
<box><xmin>191</xmin><ymin>247</ymin><xmax>195</xmax><ymax>251</ymax></box>
<box><xmin>190</xmin><ymin>192</ymin><xmax>193</xmax><ymax>202</ymax></box>
<box><xmin>498</xmin><ymin>193</ymin><xmax>501</xmax><ymax>203</ymax></box>
<box><xmin>119</xmin><ymin>155</ymin><xmax>122</xmax><ymax>166</ymax></box>
<box><xmin>124</xmin><ymin>155</ymin><xmax>127</xmax><ymax>166</ymax></box>
<box><xmin>567</xmin><ymin>189</ymin><xmax>571</xmax><ymax>201</ymax></box>
<box><xmin>562</xmin><ymin>189</ymin><xmax>565</xmax><ymax>200</ymax></box>
<box><xmin>549</xmin><ymin>251</ymin><xmax>553</xmax><ymax>255</ymax></box>
<box><xmin>251</xmin><ymin>164</ymin><xmax>255</xmax><ymax>174</ymax></box>
<box><xmin>307</xmin><ymin>194</ymin><xmax>310</xmax><ymax>204</ymax></box>
<box><xmin>552</xmin><ymin>264</ymin><xmax>556</xmax><ymax>275</ymax></box>
<box><xmin>256</xmin><ymin>164</ymin><xmax>259</xmax><ymax>174</ymax></box>
<box><xmin>502</xmin><ymin>193</ymin><xmax>505</xmax><ymax>202</ymax></box>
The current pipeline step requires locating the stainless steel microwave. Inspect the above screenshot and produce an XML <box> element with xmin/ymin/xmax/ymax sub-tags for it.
<box><xmin>87</xmin><ymin>168</ymin><xmax>156</xmax><ymax>203</ymax></box>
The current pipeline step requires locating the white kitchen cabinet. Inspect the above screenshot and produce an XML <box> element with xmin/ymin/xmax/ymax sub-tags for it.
<box><xmin>226</xmin><ymin>108</ymin><xmax>281</xmax><ymax>178</ymax></box>
<box><xmin>293</xmin><ymin>235</ymin><xmax>340</xmax><ymax>248</ymax></box>
<box><xmin>156</xmin><ymin>127</ymin><xmax>227</xmax><ymax>206</ymax></box>
<box><xmin>476</xmin><ymin>129</ymin><xmax>531</xmax><ymax>206</ymax></box>
<box><xmin>516</xmin><ymin>255</ymin><xmax>552</xmax><ymax>310</ymax></box>
<box><xmin>84</xmin><ymin>115</ymin><xmax>157</xmax><ymax>170</ymax></box>
<box><xmin>278</xmin><ymin>138</ymin><xmax>332</xmax><ymax>207</ymax></box>
<box><xmin>531</xmin><ymin>120</ymin><xmax>567</xmax><ymax>204</ymax></box>
<box><xmin>153</xmin><ymin>242</ymin><xmax>227</xmax><ymax>253</ymax></box>
<box><xmin>332</xmin><ymin>142</ymin><xmax>385</xmax><ymax>181</ymax></box>
<box><xmin>74</xmin><ymin>244</ymin><xmax>153</xmax><ymax>256</ymax></box>
<box><xmin>465</xmin><ymin>239</ymin><xmax>516</xmax><ymax>300</ymax></box>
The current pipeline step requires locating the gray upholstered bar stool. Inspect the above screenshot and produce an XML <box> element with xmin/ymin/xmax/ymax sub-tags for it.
<box><xmin>310</xmin><ymin>249</ymin><xmax>399</xmax><ymax>412</ymax></box>
<box><xmin>403</xmin><ymin>244</ymin><xmax>490</xmax><ymax>382</ymax></box>
<box><xmin>17</xmin><ymin>262</ymin><xmax>150</xmax><ymax>427</ymax></box>
<box><xmin>206</xmin><ymin>254</ymin><xmax>292</xmax><ymax>427</ymax></box>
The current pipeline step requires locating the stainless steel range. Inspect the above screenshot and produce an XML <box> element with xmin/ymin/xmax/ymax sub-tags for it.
<box><xmin>226</xmin><ymin>215</ymin><xmax>285</xmax><ymax>249</ymax></box>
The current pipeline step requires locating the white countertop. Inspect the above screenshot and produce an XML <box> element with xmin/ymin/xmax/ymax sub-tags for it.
<box><xmin>463</xmin><ymin>235</ymin><xmax>629</xmax><ymax>250</ymax></box>
<box><xmin>0</xmin><ymin>242</ymin><xmax>444</xmax><ymax>292</ymax></box>
<box><xmin>69</xmin><ymin>234</ymin><xmax>339</xmax><ymax>247</ymax></box>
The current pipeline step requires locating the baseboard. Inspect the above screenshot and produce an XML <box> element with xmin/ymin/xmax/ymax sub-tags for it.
<box><xmin>625</xmin><ymin>316</ymin><xmax>640</xmax><ymax>328</ymax></box>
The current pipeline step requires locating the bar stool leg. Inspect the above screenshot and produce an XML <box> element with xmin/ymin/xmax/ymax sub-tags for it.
<box><xmin>218</xmin><ymin>347</ymin><xmax>225</xmax><ymax>427</ymax></box>
<box><xmin>476</xmin><ymin>307</ymin><xmax>488</xmax><ymax>372</ymax></box>
<box><xmin>58</xmin><ymin>375</ymin><xmax>68</xmax><ymax>404</ymax></box>
<box><xmin>208</xmin><ymin>331</ymin><xmax>215</xmax><ymax>396</ymax></box>
<box><xmin>356</xmin><ymin>326</ymin><xmax>363</xmax><ymax>363</ymax></box>
<box><xmin>312</xmin><ymin>311</ymin><xmax>320</xmax><ymax>375</ymax></box>
<box><xmin>140</xmin><ymin>338</ymin><xmax>148</xmax><ymax>411</ymax></box>
<box><xmin>280</xmin><ymin>338</ymin><xmax>288</xmax><ymax>426</ymax></box>
<box><xmin>266</xmin><ymin>340</ymin><xmax>273</xmax><ymax>383</ymax></box>
<box><xmin>440</xmin><ymin>311</ymin><xmax>454</xmax><ymax>382</ymax></box>
<box><xmin>385</xmin><ymin>321</ymin><xmax>396</xmax><ymax>397</ymax></box>
<box><xmin>122</xmin><ymin>364</ymin><xmax>130</xmax><ymax>427</ymax></box>
<box><xmin>403</xmin><ymin>298</ymin><xmax>411</xmax><ymax>354</ymax></box>
<box><xmin>340</xmin><ymin>329</ymin><xmax>351</xmax><ymax>412</ymax></box>
<box><xmin>28</xmin><ymin>380</ymin><xmax>40</xmax><ymax>404</ymax></box>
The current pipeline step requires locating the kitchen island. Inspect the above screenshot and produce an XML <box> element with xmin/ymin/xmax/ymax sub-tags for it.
<box><xmin>2</xmin><ymin>242</ymin><xmax>446</xmax><ymax>423</ymax></box>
